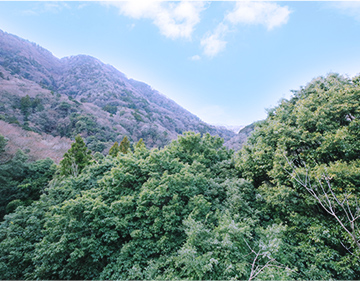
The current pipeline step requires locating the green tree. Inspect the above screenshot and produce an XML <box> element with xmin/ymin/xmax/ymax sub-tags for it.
<box><xmin>0</xmin><ymin>135</ymin><xmax>7</xmax><ymax>156</ymax></box>
<box><xmin>0</xmin><ymin>134</ymin><xmax>55</xmax><ymax>220</ymax></box>
<box><xmin>237</xmin><ymin>73</ymin><xmax>360</xmax><ymax>279</ymax></box>
<box><xmin>58</xmin><ymin>135</ymin><xmax>92</xmax><ymax>177</ymax></box>
<box><xmin>108</xmin><ymin>141</ymin><xmax>120</xmax><ymax>157</ymax></box>
<box><xmin>119</xmin><ymin>136</ymin><xmax>130</xmax><ymax>154</ymax></box>
<box><xmin>0</xmin><ymin>132</ymin><xmax>266</xmax><ymax>280</ymax></box>
<box><xmin>135</xmin><ymin>138</ymin><xmax>145</xmax><ymax>150</ymax></box>
<box><xmin>20</xmin><ymin>95</ymin><xmax>32</xmax><ymax>119</ymax></box>
<box><xmin>0</xmin><ymin>201</ymin><xmax>48</xmax><ymax>279</ymax></box>
<box><xmin>0</xmin><ymin>149</ymin><xmax>28</xmax><ymax>219</ymax></box>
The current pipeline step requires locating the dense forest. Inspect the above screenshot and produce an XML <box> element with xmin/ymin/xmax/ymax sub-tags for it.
<box><xmin>0</xmin><ymin>73</ymin><xmax>360</xmax><ymax>279</ymax></box>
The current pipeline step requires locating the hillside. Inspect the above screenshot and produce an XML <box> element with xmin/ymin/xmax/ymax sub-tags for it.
<box><xmin>1</xmin><ymin>73</ymin><xmax>360</xmax><ymax>279</ymax></box>
<box><xmin>0</xmin><ymin>120</ymin><xmax>71</xmax><ymax>164</ymax></box>
<box><xmin>224</xmin><ymin>123</ymin><xmax>255</xmax><ymax>150</ymax></box>
<box><xmin>0</xmin><ymin>29</ymin><xmax>236</xmax><ymax>158</ymax></box>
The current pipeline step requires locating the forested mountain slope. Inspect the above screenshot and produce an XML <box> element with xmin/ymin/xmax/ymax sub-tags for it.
<box><xmin>0</xmin><ymin>29</ymin><xmax>235</xmax><ymax>157</ymax></box>
<box><xmin>1</xmin><ymin>73</ymin><xmax>360</xmax><ymax>279</ymax></box>
<box><xmin>224</xmin><ymin>122</ymin><xmax>256</xmax><ymax>151</ymax></box>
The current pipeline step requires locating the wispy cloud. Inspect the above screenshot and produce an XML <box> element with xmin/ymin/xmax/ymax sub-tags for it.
<box><xmin>200</xmin><ymin>2</ymin><xmax>291</xmax><ymax>58</ymax></box>
<box><xmin>328</xmin><ymin>2</ymin><xmax>360</xmax><ymax>22</ymax></box>
<box><xmin>200</xmin><ymin>23</ymin><xmax>228</xmax><ymax>58</ymax></box>
<box><xmin>225</xmin><ymin>2</ymin><xmax>291</xmax><ymax>31</ymax></box>
<box><xmin>189</xmin><ymin>55</ymin><xmax>201</xmax><ymax>61</ymax></box>
<box><xmin>107</xmin><ymin>1</ymin><xmax>206</xmax><ymax>40</ymax></box>
<box><xmin>22</xmin><ymin>2</ymin><xmax>71</xmax><ymax>16</ymax></box>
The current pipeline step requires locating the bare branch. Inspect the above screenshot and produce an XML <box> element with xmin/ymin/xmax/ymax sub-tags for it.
<box><xmin>283</xmin><ymin>155</ymin><xmax>360</xmax><ymax>255</ymax></box>
<box><xmin>244</xmin><ymin>238</ymin><xmax>295</xmax><ymax>281</ymax></box>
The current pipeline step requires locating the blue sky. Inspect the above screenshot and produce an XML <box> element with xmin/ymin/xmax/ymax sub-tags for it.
<box><xmin>0</xmin><ymin>1</ymin><xmax>360</xmax><ymax>126</ymax></box>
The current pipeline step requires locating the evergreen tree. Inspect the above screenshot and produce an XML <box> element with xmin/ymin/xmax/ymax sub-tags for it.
<box><xmin>0</xmin><ymin>135</ymin><xmax>7</xmax><ymax>159</ymax></box>
<box><xmin>135</xmin><ymin>138</ymin><xmax>145</xmax><ymax>149</ymax></box>
<box><xmin>119</xmin><ymin>136</ymin><xmax>130</xmax><ymax>154</ymax></box>
<box><xmin>108</xmin><ymin>141</ymin><xmax>119</xmax><ymax>157</ymax></box>
<box><xmin>58</xmin><ymin>135</ymin><xmax>92</xmax><ymax>177</ymax></box>
<box><xmin>20</xmin><ymin>95</ymin><xmax>32</xmax><ymax>119</ymax></box>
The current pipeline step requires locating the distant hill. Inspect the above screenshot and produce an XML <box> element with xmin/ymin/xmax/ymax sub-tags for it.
<box><xmin>224</xmin><ymin>123</ymin><xmax>255</xmax><ymax>151</ymax></box>
<box><xmin>0</xmin><ymin>29</ymin><xmax>240</xmax><ymax>160</ymax></box>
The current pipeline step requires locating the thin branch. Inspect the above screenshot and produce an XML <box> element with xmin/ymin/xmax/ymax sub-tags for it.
<box><xmin>244</xmin><ymin>238</ymin><xmax>295</xmax><ymax>281</ymax></box>
<box><xmin>283</xmin><ymin>155</ymin><xmax>360</xmax><ymax>254</ymax></box>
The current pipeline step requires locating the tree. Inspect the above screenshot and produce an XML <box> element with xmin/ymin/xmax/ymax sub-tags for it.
<box><xmin>0</xmin><ymin>149</ymin><xmax>28</xmax><ymax>220</ymax></box>
<box><xmin>135</xmin><ymin>138</ymin><xmax>145</xmax><ymax>150</ymax></box>
<box><xmin>0</xmin><ymin>134</ymin><xmax>55</xmax><ymax>220</ymax></box>
<box><xmin>58</xmin><ymin>135</ymin><xmax>92</xmax><ymax>177</ymax></box>
<box><xmin>20</xmin><ymin>95</ymin><xmax>32</xmax><ymax>119</ymax></box>
<box><xmin>1</xmin><ymin>132</ymin><xmax>277</xmax><ymax>280</ymax></box>
<box><xmin>0</xmin><ymin>201</ymin><xmax>47</xmax><ymax>279</ymax></box>
<box><xmin>237</xmin><ymin>73</ymin><xmax>360</xmax><ymax>279</ymax></box>
<box><xmin>0</xmin><ymin>135</ymin><xmax>7</xmax><ymax>156</ymax></box>
<box><xmin>119</xmin><ymin>136</ymin><xmax>130</xmax><ymax>154</ymax></box>
<box><xmin>286</xmin><ymin>159</ymin><xmax>360</xmax><ymax>257</ymax></box>
<box><xmin>108</xmin><ymin>141</ymin><xmax>120</xmax><ymax>157</ymax></box>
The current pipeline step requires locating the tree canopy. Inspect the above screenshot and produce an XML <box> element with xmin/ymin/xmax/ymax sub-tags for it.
<box><xmin>237</xmin><ymin>73</ymin><xmax>360</xmax><ymax>278</ymax></box>
<box><xmin>0</xmin><ymin>134</ymin><xmax>55</xmax><ymax>220</ymax></box>
<box><xmin>58</xmin><ymin>135</ymin><xmax>92</xmax><ymax>177</ymax></box>
<box><xmin>0</xmin><ymin>132</ymin><xmax>293</xmax><ymax>280</ymax></box>
<box><xmin>0</xmin><ymin>73</ymin><xmax>360</xmax><ymax>279</ymax></box>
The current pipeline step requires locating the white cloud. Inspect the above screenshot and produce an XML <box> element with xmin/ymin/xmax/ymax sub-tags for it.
<box><xmin>225</xmin><ymin>2</ymin><xmax>291</xmax><ymax>30</ymax></box>
<box><xmin>22</xmin><ymin>2</ymin><xmax>71</xmax><ymax>15</ymax></box>
<box><xmin>200</xmin><ymin>1</ymin><xmax>291</xmax><ymax>58</ymax></box>
<box><xmin>190</xmin><ymin>55</ymin><xmax>201</xmax><ymax>61</ymax></box>
<box><xmin>42</xmin><ymin>2</ymin><xmax>71</xmax><ymax>13</ymax></box>
<box><xmin>106</xmin><ymin>1</ymin><xmax>291</xmax><ymax>58</ymax></box>
<box><xmin>200</xmin><ymin>23</ymin><xmax>228</xmax><ymax>58</ymax></box>
<box><xmin>329</xmin><ymin>2</ymin><xmax>360</xmax><ymax>22</ymax></box>
<box><xmin>77</xmin><ymin>3</ymin><xmax>88</xmax><ymax>10</ymax></box>
<box><xmin>108</xmin><ymin>1</ymin><xmax>206</xmax><ymax>39</ymax></box>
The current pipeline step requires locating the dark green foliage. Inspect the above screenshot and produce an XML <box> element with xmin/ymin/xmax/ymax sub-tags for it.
<box><xmin>102</xmin><ymin>104</ymin><xmax>118</xmax><ymax>114</ymax></box>
<box><xmin>0</xmin><ymin>201</ymin><xmax>48</xmax><ymax>279</ymax></box>
<box><xmin>0</xmin><ymin>135</ymin><xmax>55</xmax><ymax>220</ymax></box>
<box><xmin>85</xmin><ymin>135</ymin><xmax>106</xmax><ymax>153</ymax></box>
<box><xmin>7</xmin><ymin>115</ymin><xmax>20</xmax><ymax>125</ymax></box>
<box><xmin>0</xmin><ymin>135</ymin><xmax>6</xmax><ymax>155</ymax></box>
<box><xmin>20</xmin><ymin>95</ymin><xmax>31</xmax><ymax>117</ymax></box>
<box><xmin>56</xmin><ymin>101</ymin><xmax>73</xmax><ymax>117</ymax></box>
<box><xmin>0</xmin><ymin>132</ymin><xmax>290</xmax><ymax>280</ymax></box>
<box><xmin>20</xmin><ymin>95</ymin><xmax>44</xmax><ymax>119</ymax></box>
<box><xmin>132</xmin><ymin>110</ymin><xmax>144</xmax><ymax>122</ymax></box>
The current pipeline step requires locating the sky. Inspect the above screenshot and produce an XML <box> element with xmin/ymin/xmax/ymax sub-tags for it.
<box><xmin>0</xmin><ymin>1</ymin><xmax>360</xmax><ymax>126</ymax></box>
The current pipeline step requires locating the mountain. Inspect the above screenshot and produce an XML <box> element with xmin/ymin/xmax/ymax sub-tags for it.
<box><xmin>0</xmin><ymin>29</ymin><xmax>238</xmax><ymax>160</ymax></box>
<box><xmin>224</xmin><ymin>122</ymin><xmax>256</xmax><ymax>151</ymax></box>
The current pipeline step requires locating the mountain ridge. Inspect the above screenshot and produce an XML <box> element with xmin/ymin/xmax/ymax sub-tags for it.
<box><xmin>0</xmin><ymin>29</ymin><xmax>247</xmax><ymax>160</ymax></box>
